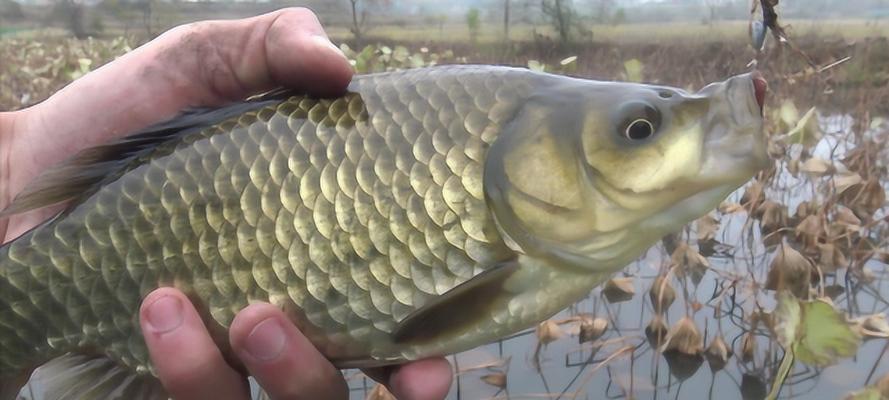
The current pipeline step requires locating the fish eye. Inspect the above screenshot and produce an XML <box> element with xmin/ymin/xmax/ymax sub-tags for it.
<box><xmin>617</xmin><ymin>102</ymin><xmax>661</xmax><ymax>142</ymax></box>
<box><xmin>625</xmin><ymin>119</ymin><xmax>655</xmax><ymax>140</ymax></box>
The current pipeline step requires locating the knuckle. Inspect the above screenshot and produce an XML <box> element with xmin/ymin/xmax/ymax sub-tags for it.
<box><xmin>164</xmin><ymin>21</ymin><xmax>205</xmax><ymax>44</ymax></box>
<box><xmin>279</xmin><ymin>6</ymin><xmax>317</xmax><ymax>20</ymax></box>
<box><xmin>173</xmin><ymin>19</ymin><xmax>214</xmax><ymax>40</ymax></box>
<box><xmin>165</xmin><ymin>22</ymin><xmax>234</xmax><ymax>97</ymax></box>
<box><xmin>158</xmin><ymin>351</ymin><xmax>223</xmax><ymax>390</ymax></box>
<box><xmin>158</xmin><ymin>369</ymin><xmax>193</xmax><ymax>393</ymax></box>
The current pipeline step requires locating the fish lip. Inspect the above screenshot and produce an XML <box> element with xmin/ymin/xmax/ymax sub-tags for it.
<box><xmin>739</xmin><ymin>73</ymin><xmax>771</xmax><ymax>170</ymax></box>
<box><xmin>696</xmin><ymin>73</ymin><xmax>770</xmax><ymax>190</ymax></box>
<box><xmin>734</xmin><ymin>72</ymin><xmax>766</xmax><ymax>120</ymax></box>
<box><xmin>751</xmin><ymin>71</ymin><xmax>768</xmax><ymax>114</ymax></box>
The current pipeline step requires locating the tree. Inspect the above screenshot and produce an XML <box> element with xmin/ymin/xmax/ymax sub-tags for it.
<box><xmin>704</xmin><ymin>0</ymin><xmax>728</xmax><ymax>25</ymax></box>
<box><xmin>51</xmin><ymin>0</ymin><xmax>87</xmax><ymax>39</ymax></box>
<box><xmin>612</xmin><ymin>7</ymin><xmax>626</xmax><ymax>25</ymax></box>
<box><xmin>593</xmin><ymin>0</ymin><xmax>615</xmax><ymax>23</ymax></box>
<box><xmin>348</xmin><ymin>0</ymin><xmax>365</xmax><ymax>40</ymax></box>
<box><xmin>99</xmin><ymin>0</ymin><xmax>136</xmax><ymax>35</ymax></box>
<box><xmin>436</xmin><ymin>14</ymin><xmax>447</xmax><ymax>38</ymax></box>
<box><xmin>541</xmin><ymin>0</ymin><xmax>580</xmax><ymax>44</ymax></box>
<box><xmin>503</xmin><ymin>0</ymin><xmax>510</xmax><ymax>40</ymax></box>
<box><xmin>466</xmin><ymin>8</ymin><xmax>480</xmax><ymax>42</ymax></box>
<box><xmin>136</xmin><ymin>0</ymin><xmax>153</xmax><ymax>36</ymax></box>
<box><xmin>423</xmin><ymin>13</ymin><xmax>448</xmax><ymax>39</ymax></box>
<box><xmin>0</xmin><ymin>0</ymin><xmax>24</xmax><ymax>21</ymax></box>
<box><xmin>347</xmin><ymin>0</ymin><xmax>390</xmax><ymax>41</ymax></box>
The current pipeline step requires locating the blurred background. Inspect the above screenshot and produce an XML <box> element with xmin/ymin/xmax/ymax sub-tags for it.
<box><xmin>3</xmin><ymin>1</ymin><xmax>889</xmax><ymax>399</ymax></box>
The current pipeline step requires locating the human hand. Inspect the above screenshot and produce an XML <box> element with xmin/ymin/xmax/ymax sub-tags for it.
<box><xmin>0</xmin><ymin>8</ymin><xmax>452</xmax><ymax>400</ymax></box>
<box><xmin>141</xmin><ymin>287</ymin><xmax>453</xmax><ymax>400</ymax></box>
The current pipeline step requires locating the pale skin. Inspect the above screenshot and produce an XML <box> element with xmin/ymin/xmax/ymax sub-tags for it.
<box><xmin>0</xmin><ymin>8</ymin><xmax>452</xmax><ymax>400</ymax></box>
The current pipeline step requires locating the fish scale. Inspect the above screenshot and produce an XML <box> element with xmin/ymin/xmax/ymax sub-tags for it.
<box><xmin>0</xmin><ymin>66</ymin><xmax>528</xmax><ymax>375</ymax></box>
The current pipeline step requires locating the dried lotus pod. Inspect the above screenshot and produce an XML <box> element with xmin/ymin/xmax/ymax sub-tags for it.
<box><xmin>859</xmin><ymin>267</ymin><xmax>877</xmax><ymax>284</ymax></box>
<box><xmin>817</xmin><ymin>243</ymin><xmax>848</xmax><ymax>274</ymax></box>
<box><xmin>671</xmin><ymin>243</ymin><xmax>710</xmax><ymax>285</ymax></box>
<box><xmin>877</xmin><ymin>372</ymin><xmax>889</xmax><ymax>397</ymax></box>
<box><xmin>853</xmin><ymin>313</ymin><xmax>889</xmax><ymax>339</ymax></box>
<box><xmin>481</xmin><ymin>372</ymin><xmax>507</xmax><ymax>389</ymax></box>
<box><xmin>833</xmin><ymin>171</ymin><xmax>862</xmax><ymax>196</ymax></box>
<box><xmin>795</xmin><ymin>200</ymin><xmax>814</xmax><ymax>222</ymax></box>
<box><xmin>367</xmin><ymin>384</ymin><xmax>396</xmax><ymax>400</ymax></box>
<box><xmin>646</xmin><ymin>315</ymin><xmax>669</xmax><ymax>347</ymax></box>
<box><xmin>663</xmin><ymin>317</ymin><xmax>704</xmax><ymax>356</ymax></box>
<box><xmin>740</xmin><ymin>331</ymin><xmax>757</xmax><ymax>363</ymax></box>
<box><xmin>649</xmin><ymin>275</ymin><xmax>676</xmax><ymax>314</ymax></box>
<box><xmin>536</xmin><ymin>320</ymin><xmax>562</xmax><ymax>345</ymax></box>
<box><xmin>603</xmin><ymin>277</ymin><xmax>635</xmax><ymax>303</ymax></box>
<box><xmin>799</xmin><ymin>157</ymin><xmax>834</xmax><ymax>177</ymax></box>
<box><xmin>794</xmin><ymin>214</ymin><xmax>823</xmax><ymax>252</ymax></box>
<box><xmin>758</xmin><ymin>200</ymin><xmax>788</xmax><ymax>236</ymax></box>
<box><xmin>696</xmin><ymin>214</ymin><xmax>720</xmax><ymax>243</ymax></box>
<box><xmin>705</xmin><ymin>335</ymin><xmax>732</xmax><ymax>371</ymax></box>
<box><xmin>839</xmin><ymin>178</ymin><xmax>885</xmax><ymax>216</ymax></box>
<box><xmin>741</xmin><ymin>180</ymin><xmax>765</xmax><ymax>208</ymax></box>
<box><xmin>765</xmin><ymin>242</ymin><xmax>813</xmax><ymax>298</ymax></box>
<box><xmin>718</xmin><ymin>201</ymin><xmax>744</xmax><ymax>214</ymax></box>
<box><xmin>579</xmin><ymin>317</ymin><xmax>608</xmax><ymax>344</ymax></box>
<box><xmin>834</xmin><ymin>206</ymin><xmax>862</xmax><ymax>230</ymax></box>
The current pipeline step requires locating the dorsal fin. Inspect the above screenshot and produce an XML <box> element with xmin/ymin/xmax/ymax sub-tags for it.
<box><xmin>0</xmin><ymin>90</ymin><xmax>295</xmax><ymax>219</ymax></box>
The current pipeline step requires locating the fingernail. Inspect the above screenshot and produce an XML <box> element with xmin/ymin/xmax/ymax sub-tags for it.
<box><xmin>145</xmin><ymin>296</ymin><xmax>183</xmax><ymax>334</ymax></box>
<box><xmin>245</xmin><ymin>318</ymin><xmax>287</xmax><ymax>361</ymax></box>
<box><xmin>311</xmin><ymin>35</ymin><xmax>348</xmax><ymax>61</ymax></box>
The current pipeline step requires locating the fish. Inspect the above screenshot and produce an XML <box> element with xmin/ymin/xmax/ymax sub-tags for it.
<box><xmin>0</xmin><ymin>65</ymin><xmax>769</xmax><ymax>399</ymax></box>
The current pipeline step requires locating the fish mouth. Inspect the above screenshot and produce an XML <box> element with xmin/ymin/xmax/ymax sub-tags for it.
<box><xmin>650</xmin><ymin>72</ymin><xmax>770</xmax><ymax>230</ymax></box>
<box><xmin>751</xmin><ymin>70</ymin><xmax>768</xmax><ymax>114</ymax></box>
<box><xmin>698</xmin><ymin>72</ymin><xmax>771</xmax><ymax>186</ymax></box>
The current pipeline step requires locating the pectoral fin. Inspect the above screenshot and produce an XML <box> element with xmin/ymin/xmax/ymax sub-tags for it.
<box><xmin>392</xmin><ymin>260</ymin><xmax>519</xmax><ymax>344</ymax></box>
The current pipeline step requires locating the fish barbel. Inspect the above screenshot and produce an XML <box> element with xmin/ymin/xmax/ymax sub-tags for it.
<box><xmin>0</xmin><ymin>65</ymin><xmax>769</xmax><ymax>399</ymax></box>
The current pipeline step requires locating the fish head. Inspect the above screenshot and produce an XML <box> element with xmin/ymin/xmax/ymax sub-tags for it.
<box><xmin>487</xmin><ymin>72</ymin><xmax>770</xmax><ymax>271</ymax></box>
